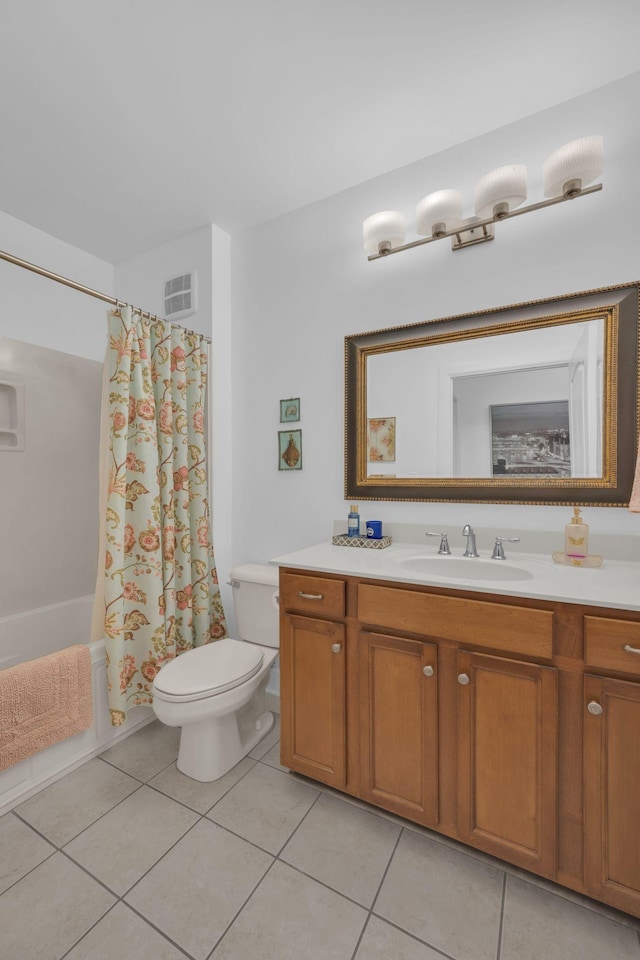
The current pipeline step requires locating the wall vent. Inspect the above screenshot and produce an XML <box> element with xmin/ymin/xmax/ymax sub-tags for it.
<box><xmin>163</xmin><ymin>271</ymin><xmax>197</xmax><ymax>321</ymax></box>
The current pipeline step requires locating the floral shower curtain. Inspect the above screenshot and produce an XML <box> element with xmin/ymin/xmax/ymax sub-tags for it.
<box><xmin>93</xmin><ymin>306</ymin><xmax>227</xmax><ymax>725</ymax></box>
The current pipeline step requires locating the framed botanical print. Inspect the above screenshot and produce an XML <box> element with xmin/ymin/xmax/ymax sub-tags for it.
<box><xmin>280</xmin><ymin>398</ymin><xmax>300</xmax><ymax>422</ymax></box>
<box><xmin>278</xmin><ymin>429</ymin><xmax>302</xmax><ymax>470</ymax></box>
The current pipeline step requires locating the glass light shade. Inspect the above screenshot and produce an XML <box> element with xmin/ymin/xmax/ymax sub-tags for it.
<box><xmin>474</xmin><ymin>164</ymin><xmax>527</xmax><ymax>220</ymax></box>
<box><xmin>543</xmin><ymin>135</ymin><xmax>603</xmax><ymax>198</ymax></box>
<box><xmin>416</xmin><ymin>190</ymin><xmax>463</xmax><ymax>237</ymax></box>
<box><xmin>363</xmin><ymin>210</ymin><xmax>406</xmax><ymax>254</ymax></box>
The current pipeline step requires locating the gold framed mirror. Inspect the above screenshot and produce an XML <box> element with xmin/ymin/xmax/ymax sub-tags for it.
<box><xmin>345</xmin><ymin>283</ymin><xmax>639</xmax><ymax>505</ymax></box>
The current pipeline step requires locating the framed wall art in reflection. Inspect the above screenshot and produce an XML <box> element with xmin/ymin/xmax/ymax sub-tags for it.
<box><xmin>280</xmin><ymin>397</ymin><xmax>300</xmax><ymax>422</ymax></box>
<box><xmin>491</xmin><ymin>401</ymin><xmax>571</xmax><ymax>478</ymax></box>
<box><xmin>279</xmin><ymin>429</ymin><xmax>302</xmax><ymax>471</ymax></box>
<box><xmin>367</xmin><ymin>417</ymin><xmax>396</xmax><ymax>462</ymax></box>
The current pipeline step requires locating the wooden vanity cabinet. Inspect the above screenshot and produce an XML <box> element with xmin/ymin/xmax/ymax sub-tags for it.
<box><xmin>279</xmin><ymin>573</ymin><xmax>347</xmax><ymax>788</ymax></box>
<box><xmin>583</xmin><ymin>615</ymin><xmax>640</xmax><ymax>915</ymax></box>
<box><xmin>358</xmin><ymin>631</ymin><xmax>439</xmax><ymax>826</ymax></box>
<box><xmin>456</xmin><ymin>650</ymin><xmax>558</xmax><ymax>876</ymax></box>
<box><xmin>279</xmin><ymin>567</ymin><xmax>640</xmax><ymax>919</ymax></box>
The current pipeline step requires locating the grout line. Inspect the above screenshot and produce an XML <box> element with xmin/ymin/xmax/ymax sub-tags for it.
<box><xmin>349</xmin><ymin>912</ymin><xmax>372</xmax><ymax>960</ymax></box>
<box><xmin>59</xmin><ymin>847</ymin><xmax>132</xmax><ymax>899</ymax></box>
<box><xmin>10</xmin><ymin>809</ymin><xmax>62</xmax><ymax>849</ymax></box>
<box><xmin>117</xmin><ymin>813</ymin><xmax>206</xmax><ymax>899</ymax></box>
<box><xmin>96</xmin><ymin>755</ymin><xmax>148</xmax><ymax>782</ymax></box>
<box><xmin>57</xmin><ymin>899</ymin><xmax>120</xmax><ymax>960</ymax></box>
<box><xmin>123</xmin><ymin>900</ymin><xmax>201</xmax><ymax>960</ymax></box>
<box><xmin>204</xmin><ymin>857</ymin><xmax>280</xmax><ymax>960</ymax></box>
<box><xmin>495</xmin><ymin>871</ymin><xmax>507</xmax><ymax>960</ymax></box>
<box><xmin>273</xmin><ymin>788</ymin><xmax>323</xmax><ymax>857</ymax></box>
<box><xmin>369</xmin><ymin>912</ymin><xmax>460</xmax><ymax>960</ymax></box>
<box><xmin>369</xmin><ymin>826</ymin><xmax>403</xmax><ymax>915</ymax></box>
<box><xmin>274</xmin><ymin>857</ymin><xmax>370</xmax><ymax>913</ymax></box>
<box><xmin>56</xmin><ymin>781</ymin><xmax>146</xmax><ymax>849</ymax></box>
<box><xmin>0</xmin><ymin>837</ymin><xmax>58</xmax><ymax>896</ymax></box>
<box><xmin>350</xmin><ymin>823</ymin><xmax>405</xmax><ymax>960</ymax></box>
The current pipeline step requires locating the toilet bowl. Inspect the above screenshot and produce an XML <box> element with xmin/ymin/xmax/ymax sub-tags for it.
<box><xmin>152</xmin><ymin>563</ymin><xmax>280</xmax><ymax>782</ymax></box>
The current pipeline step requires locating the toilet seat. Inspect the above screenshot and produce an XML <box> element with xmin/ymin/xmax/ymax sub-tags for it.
<box><xmin>153</xmin><ymin>638</ymin><xmax>264</xmax><ymax>703</ymax></box>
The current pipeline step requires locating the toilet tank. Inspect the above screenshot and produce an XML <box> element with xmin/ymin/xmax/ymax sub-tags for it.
<box><xmin>230</xmin><ymin>563</ymin><xmax>280</xmax><ymax>648</ymax></box>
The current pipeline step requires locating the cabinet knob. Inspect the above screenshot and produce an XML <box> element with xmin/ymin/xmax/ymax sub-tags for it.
<box><xmin>587</xmin><ymin>700</ymin><xmax>603</xmax><ymax>716</ymax></box>
<box><xmin>458</xmin><ymin>673</ymin><xmax>470</xmax><ymax>686</ymax></box>
<box><xmin>331</xmin><ymin>643</ymin><xmax>342</xmax><ymax>654</ymax></box>
<box><xmin>423</xmin><ymin>665</ymin><xmax>434</xmax><ymax>677</ymax></box>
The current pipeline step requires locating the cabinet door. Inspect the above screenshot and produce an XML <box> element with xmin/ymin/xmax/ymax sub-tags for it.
<box><xmin>279</xmin><ymin>613</ymin><xmax>346</xmax><ymax>788</ymax></box>
<box><xmin>584</xmin><ymin>674</ymin><xmax>640</xmax><ymax>914</ymax></box>
<box><xmin>359</xmin><ymin>632</ymin><xmax>438</xmax><ymax>826</ymax></box>
<box><xmin>457</xmin><ymin>650</ymin><xmax>558</xmax><ymax>876</ymax></box>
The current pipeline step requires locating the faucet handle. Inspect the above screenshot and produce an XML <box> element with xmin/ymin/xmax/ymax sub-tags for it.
<box><xmin>491</xmin><ymin>536</ymin><xmax>520</xmax><ymax>560</ymax></box>
<box><xmin>426</xmin><ymin>531</ymin><xmax>451</xmax><ymax>555</ymax></box>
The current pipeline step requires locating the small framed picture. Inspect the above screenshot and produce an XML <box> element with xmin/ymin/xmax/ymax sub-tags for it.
<box><xmin>367</xmin><ymin>417</ymin><xmax>396</xmax><ymax>462</ymax></box>
<box><xmin>490</xmin><ymin>400</ymin><xmax>571</xmax><ymax>478</ymax></box>
<box><xmin>280</xmin><ymin>397</ymin><xmax>300</xmax><ymax>422</ymax></box>
<box><xmin>278</xmin><ymin>429</ymin><xmax>302</xmax><ymax>471</ymax></box>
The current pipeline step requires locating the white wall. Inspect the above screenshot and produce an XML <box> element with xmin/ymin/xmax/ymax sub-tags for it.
<box><xmin>0</xmin><ymin>209</ymin><xmax>114</xmax><ymax>360</ymax></box>
<box><xmin>231</xmin><ymin>71</ymin><xmax>640</xmax><ymax>566</ymax></box>
<box><xmin>114</xmin><ymin>225</ymin><xmax>236</xmax><ymax>633</ymax></box>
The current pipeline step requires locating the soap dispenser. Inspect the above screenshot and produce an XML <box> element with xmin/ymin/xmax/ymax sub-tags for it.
<box><xmin>347</xmin><ymin>504</ymin><xmax>360</xmax><ymax>538</ymax></box>
<box><xmin>565</xmin><ymin>506</ymin><xmax>589</xmax><ymax>560</ymax></box>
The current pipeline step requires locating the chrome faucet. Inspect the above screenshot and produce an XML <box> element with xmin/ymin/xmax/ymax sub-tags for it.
<box><xmin>491</xmin><ymin>536</ymin><xmax>520</xmax><ymax>560</ymax></box>
<box><xmin>462</xmin><ymin>524</ymin><xmax>479</xmax><ymax>557</ymax></box>
<box><xmin>426</xmin><ymin>531</ymin><xmax>451</xmax><ymax>555</ymax></box>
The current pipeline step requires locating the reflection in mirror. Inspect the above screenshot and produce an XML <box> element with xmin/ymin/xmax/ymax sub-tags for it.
<box><xmin>366</xmin><ymin>318</ymin><xmax>604</xmax><ymax>480</ymax></box>
<box><xmin>346</xmin><ymin>282</ymin><xmax>639</xmax><ymax>505</ymax></box>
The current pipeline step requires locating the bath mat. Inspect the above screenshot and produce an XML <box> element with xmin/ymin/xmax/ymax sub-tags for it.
<box><xmin>0</xmin><ymin>645</ymin><xmax>93</xmax><ymax>771</ymax></box>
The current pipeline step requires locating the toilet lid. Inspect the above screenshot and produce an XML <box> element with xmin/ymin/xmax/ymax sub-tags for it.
<box><xmin>153</xmin><ymin>639</ymin><xmax>264</xmax><ymax>700</ymax></box>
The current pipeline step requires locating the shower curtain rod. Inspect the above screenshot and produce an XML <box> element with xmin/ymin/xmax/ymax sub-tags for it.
<box><xmin>0</xmin><ymin>246</ymin><xmax>212</xmax><ymax>343</ymax></box>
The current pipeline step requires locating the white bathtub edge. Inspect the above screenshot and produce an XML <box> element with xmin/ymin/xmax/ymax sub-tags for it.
<box><xmin>0</xmin><ymin>637</ymin><xmax>154</xmax><ymax>816</ymax></box>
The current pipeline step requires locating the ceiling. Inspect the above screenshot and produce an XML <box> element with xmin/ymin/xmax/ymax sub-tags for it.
<box><xmin>1</xmin><ymin>0</ymin><xmax>640</xmax><ymax>263</ymax></box>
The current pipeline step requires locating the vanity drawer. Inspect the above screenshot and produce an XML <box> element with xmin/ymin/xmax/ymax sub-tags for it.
<box><xmin>280</xmin><ymin>572</ymin><xmax>345</xmax><ymax>620</ymax></box>
<box><xmin>584</xmin><ymin>616</ymin><xmax>640</xmax><ymax>677</ymax></box>
<box><xmin>357</xmin><ymin>583</ymin><xmax>553</xmax><ymax>659</ymax></box>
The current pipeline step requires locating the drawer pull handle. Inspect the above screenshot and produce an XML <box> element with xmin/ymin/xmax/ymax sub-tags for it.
<box><xmin>458</xmin><ymin>673</ymin><xmax>470</xmax><ymax>686</ymax></box>
<box><xmin>331</xmin><ymin>643</ymin><xmax>342</xmax><ymax>654</ymax></box>
<box><xmin>623</xmin><ymin>643</ymin><xmax>640</xmax><ymax>655</ymax></box>
<box><xmin>587</xmin><ymin>700</ymin><xmax>603</xmax><ymax>716</ymax></box>
<box><xmin>423</xmin><ymin>665</ymin><xmax>434</xmax><ymax>677</ymax></box>
<box><xmin>298</xmin><ymin>591</ymin><xmax>324</xmax><ymax>600</ymax></box>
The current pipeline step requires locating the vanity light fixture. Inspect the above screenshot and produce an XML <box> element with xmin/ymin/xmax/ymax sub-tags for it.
<box><xmin>363</xmin><ymin>135</ymin><xmax>603</xmax><ymax>260</ymax></box>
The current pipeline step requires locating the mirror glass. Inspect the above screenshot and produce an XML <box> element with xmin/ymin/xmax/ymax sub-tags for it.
<box><xmin>366</xmin><ymin>317</ymin><xmax>604</xmax><ymax>480</ymax></box>
<box><xmin>345</xmin><ymin>283</ymin><xmax>639</xmax><ymax>505</ymax></box>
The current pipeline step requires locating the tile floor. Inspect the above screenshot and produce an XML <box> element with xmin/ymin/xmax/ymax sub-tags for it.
<box><xmin>2</xmin><ymin>717</ymin><xmax>640</xmax><ymax>960</ymax></box>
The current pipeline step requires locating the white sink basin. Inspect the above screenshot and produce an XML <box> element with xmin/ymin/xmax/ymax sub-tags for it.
<box><xmin>397</xmin><ymin>556</ymin><xmax>534</xmax><ymax>582</ymax></box>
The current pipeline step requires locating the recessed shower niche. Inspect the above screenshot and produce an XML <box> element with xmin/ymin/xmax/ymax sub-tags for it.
<box><xmin>0</xmin><ymin>378</ymin><xmax>24</xmax><ymax>450</ymax></box>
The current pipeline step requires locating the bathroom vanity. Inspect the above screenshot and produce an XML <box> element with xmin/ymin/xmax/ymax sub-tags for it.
<box><xmin>273</xmin><ymin>542</ymin><xmax>640</xmax><ymax>919</ymax></box>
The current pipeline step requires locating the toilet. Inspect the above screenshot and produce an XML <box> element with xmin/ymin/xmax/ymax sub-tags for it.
<box><xmin>152</xmin><ymin>563</ymin><xmax>280</xmax><ymax>782</ymax></box>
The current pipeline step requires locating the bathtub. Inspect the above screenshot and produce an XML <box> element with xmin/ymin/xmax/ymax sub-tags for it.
<box><xmin>0</xmin><ymin>595</ymin><xmax>153</xmax><ymax>815</ymax></box>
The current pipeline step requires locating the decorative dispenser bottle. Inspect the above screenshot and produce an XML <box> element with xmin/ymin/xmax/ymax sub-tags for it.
<box><xmin>347</xmin><ymin>504</ymin><xmax>360</xmax><ymax>538</ymax></box>
<box><xmin>565</xmin><ymin>506</ymin><xmax>589</xmax><ymax>560</ymax></box>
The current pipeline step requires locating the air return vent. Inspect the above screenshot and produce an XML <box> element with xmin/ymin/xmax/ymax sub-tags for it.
<box><xmin>163</xmin><ymin>271</ymin><xmax>197</xmax><ymax>321</ymax></box>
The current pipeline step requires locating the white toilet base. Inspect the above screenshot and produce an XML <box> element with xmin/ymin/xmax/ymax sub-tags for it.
<box><xmin>176</xmin><ymin>708</ymin><xmax>275</xmax><ymax>782</ymax></box>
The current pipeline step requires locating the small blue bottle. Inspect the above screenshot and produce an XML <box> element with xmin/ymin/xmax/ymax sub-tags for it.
<box><xmin>347</xmin><ymin>504</ymin><xmax>360</xmax><ymax>538</ymax></box>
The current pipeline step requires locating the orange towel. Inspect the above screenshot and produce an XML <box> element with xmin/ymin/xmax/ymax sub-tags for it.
<box><xmin>0</xmin><ymin>645</ymin><xmax>93</xmax><ymax>772</ymax></box>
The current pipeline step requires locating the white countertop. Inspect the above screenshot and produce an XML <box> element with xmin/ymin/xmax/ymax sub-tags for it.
<box><xmin>271</xmin><ymin>540</ymin><xmax>640</xmax><ymax>612</ymax></box>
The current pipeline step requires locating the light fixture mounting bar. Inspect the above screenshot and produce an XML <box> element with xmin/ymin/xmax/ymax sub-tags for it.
<box><xmin>366</xmin><ymin>183</ymin><xmax>602</xmax><ymax>261</ymax></box>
